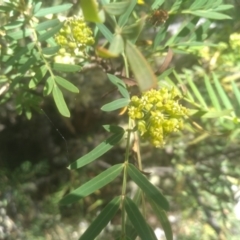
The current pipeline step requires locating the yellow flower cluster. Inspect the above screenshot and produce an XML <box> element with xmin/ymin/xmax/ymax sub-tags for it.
<box><xmin>128</xmin><ymin>88</ymin><xmax>188</xmax><ymax>148</ymax></box>
<box><xmin>230</xmin><ymin>33</ymin><xmax>240</xmax><ymax>49</ymax></box>
<box><xmin>55</xmin><ymin>17</ymin><xmax>94</xmax><ymax>55</ymax></box>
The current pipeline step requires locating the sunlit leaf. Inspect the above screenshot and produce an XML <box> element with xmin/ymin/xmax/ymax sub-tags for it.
<box><xmin>55</xmin><ymin>76</ymin><xmax>79</xmax><ymax>93</ymax></box>
<box><xmin>43</xmin><ymin>76</ymin><xmax>54</xmax><ymax>96</ymax></box>
<box><xmin>29</xmin><ymin>65</ymin><xmax>48</xmax><ymax>89</ymax></box>
<box><xmin>42</xmin><ymin>46</ymin><xmax>60</xmax><ymax>55</ymax></box>
<box><xmin>60</xmin><ymin>164</ymin><xmax>123</xmax><ymax>205</ymax></box>
<box><xmin>33</xmin><ymin>2</ymin><xmax>42</xmax><ymax>14</ymax></box>
<box><xmin>6</xmin><ymin>29</ymin><xmax>32</xmax><ymax>40</ymax></box>
<box><xmin>125</xmin><ymin>197</ymin><xmax>158</xmax><ymax>240</ymax></box>
<box><xmin>80</xmin><ymin>0</ymin><xmax>102</xmax><ymax>23</ymax></box>
<box><xmin>232</xmin><ymin>81</ymin><xmax>240</xmax><ymax>108</ymax></box>
<box><xmin>148</xmin><ymin>197</ymin><xmax>173</xmax><ymax>240</ymax></box>
<box><xmin>68</xmin><ymin>130</ymin><xmax>124</xmax><ymax>169</ymax></box>
<box><xmin>3</xmin><ymin>20</ymin><xmax>23</xmax><ymax>30</ymax></box>
<box><xmin>184</xmin><ymin>10</ymin><xmax>232</xmax><ymax>20</ymax></box>
<box><xmin>126</xmin><ymin>40</ymin><xmax>157</xmax><ymax>92</ymax></box>
<box><xmin>202</xmin><ymin>109</ymin><xmax>232</xmax><ymax>118</ymax></box>
<box><xmin>35</xmin><ymin>19</ymin><xmax>60</xmax><ymax>31</ymax></box>
<box><xmin>103</xmin><ymin>1</ymin><xmax>129</xmax><ymax>15</ymax></box>
<box><xmin>79</xmin><ymin>196</ymin><xmax>121</xmax><ymax>240</ymax></box>
<box><xmin>52</xmin><ymin>85</ymin><xmax>70</xmax><ymax>117</ymax></box>
<box><xmin>127</xmin><ymin>164</ymin><xmax>169</xmax><ymax>211</ymax></box>
<box><xmin>34</xmin><ymin>4</ymin><xmax>73</xmax><ymax>17</ymax></box>
<box><xmin>101</xmin><ymin>98</ymin><xmax>130</xmax><ymax>112</ymax></box>
<box><xmin>108</xmin><ymin>34</ymin><xmax>124</xmax><ymax>56</ymax></box>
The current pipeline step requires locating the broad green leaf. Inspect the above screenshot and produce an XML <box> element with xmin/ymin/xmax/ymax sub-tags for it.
<box><xmin>125</xmin><ymin>197</ymin><xmax>158</xmax><ymax>240</ymax></box>
<box><xmin>148</xmin><ymin>197</ymin><xmax>173</xmax><ymax>240</ymax></box>
<box><xmin>42</xmin><ymin>46</ymin><xmax>60</xmax><ymax>55</ymax></box>
<box><xmin>79</xmin><ymin>196</ymin><xmax>121</xmax><ymax>240</ymax></box>
<box><xmin>52</xmin><ymin>85</ymin><xmax>70</xmax><ymax>117</ymax></box>
<box><xmin>38</xmin><ymin>23</ymin><xmax>63</xmax><ymax>42</ymax></box>
<box><xmin>101</xmin><ymin>98</ymin><xmax>130</xmax><ymax>112</ymax></box>
<box><xmin>126</xmin><ymin>40</ymin><xmax>157</xmax><ymax>92</ymax></box>
<box><xmin>108</xmin><ymin>34</ymin><xmax>124</xmax><ymax>56</ymax></box>
<box><xmin>29</xmin><ymin>65</ymin><xmax>48</xmax><ymax>89</ymax></box>
<box><xmin>118</xmin><ymin>0</ymin><xmax>137</xmax><ymax>27</ymax></box>
<box><xmin>80</xmin><ymin>0</ymin><xmax>102</xmax><ymax>23</ymax></box>
<box><xmin>33</xmin><ymin>2</ymin><xmax>42</xmax><ymax>14</ymax></box>
<box><xmin>202</xmin><ymin>109</ymin><xmax>232</xmax><ymax>118</ymax></box>
<box><xmin>213</xmin><ymin>73</ymin><xmax>233</xmax><ymax>113</ymax></box>
<box><xmin>68</xmin><ymin>131</ymin><xmax>124</xmax><ymax>169</ymax></box>
<box><xmin>103</xmin><ymin>1</ymin><xmax>129</xmax><ymax>15</ymax></box>
<box><xmin>232</xmin><ymin>81</ymin><xmax>240</xmax><ymax>107</ymax></box>
<box><xmin>6</xmin><ymin>29</ymin><xmax>32</xmax><ymax>40</ymax></box>
<box><xmin>151</xmin><ymin>0</ymin><xmax>165</xmax><ymax>10</ymax></box>
<box><xmin>214</xmin><ymin>5</ymin><xmax>234</xmax><ymax>11</ymax></box>
<box><xmin>35</xmin><ymin>19</ymin><xmax>60</xmax><ymax>31</ymax></box>
<box><xmin>127</xmin><ymin>164</ymin><xmax>169</xmax><ymax>211</ymax></box>
<box><xmin>60</xmin><ymin>164</ymin><xmax>123</xmax><ymax>205</ymax></box>
<box><xmin>53</xmin><ymin>63</ymin><xmax>81</xmax><ymax>72</ymax></box>
<box><xmin>34</xmin><ymin>4</ymin><xmax>73</xmax><ymax>17</ymax></box>
<box><xmin>122</xmin><ymin>19</ymin><xmax>145</xmax><ymax>43</ymax></box>
<box><xmin>184</xmin><ymin>10</ymin><xmax>232</xmax><ymax>20</ymax></box>
<box><xmin>55</xmin><ymin>76</ymin><xmax>79</xmax><ymax>93</ymax></box>
<box><xmin>204</xmin><ymin>74</ymin><xmax>221</xmax><ymax>111</ymax></box>
<box><xmin>96</xmin><ymin>23</ymin><xmax>113</xmax><ymax>42</ymax></box>
<box><xmin>107</xmin><ymin>74</ymin><xmax>130</xmax><ymax>99</ymax></box>
<box><xmin>3</xmin><ymin>20</ymin><xmax>23</xmax><ymax>30</ymax></box>
<box><xmin>185</xmin><ymin>71</ymin><xmax>208</xmax><ymax>109</ymax></box>
<box><xmin>43</xmin><ymin>76</ymin><xmax>54</xmax><ymax>96</ymax></box>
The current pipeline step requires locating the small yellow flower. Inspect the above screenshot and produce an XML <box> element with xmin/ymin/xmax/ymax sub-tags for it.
<box><xmin>128</xmin><ymin>87</ymin><xmax>188</xmax><ymax>148</ymax></box>
<box><xmin>55</xmin><ymin>16</ymin><xmax>94</xmax><ymax>56</ymax></box>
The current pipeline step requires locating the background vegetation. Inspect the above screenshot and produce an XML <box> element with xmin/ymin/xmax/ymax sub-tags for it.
<box><xmin>0</xmin><ymin>0</ymin><xmax>240</xmax><ymax>239</ymax></box>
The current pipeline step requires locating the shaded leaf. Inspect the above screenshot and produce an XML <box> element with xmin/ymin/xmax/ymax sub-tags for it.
<box><xmin>60</xmin><ymin>164</ymin><xmax>123</xmax><ymax>205</ymax></box>
<box><xmin>53</xmin><ymin>63</ymin><xmax>81</xmax><ymax>72</ymax></box>
<box><xmin>96</xmin><ymin>23</ymin><xmax>113</xmax><ymax>42</ymax></box>
<box><xmin>107</xmin><ymin>74</ymin><xmax>130</xmax><ymax>99</ymax></box>
<box><xmin>118</xmin><ymin>0</ymin><xmax>137</xmax><ymax>27</ymax></box>
<box><xmin>125</xmin><ymin>197</ymin><xmax>158</xmax><ymax>240</ymax></box>
<box><xmin>68</xmin><ymin>131</ymin><xmax>124</xmax><ymax>169</ymax></box>
<box><xmin>148</xmin><ymin>197</ymin><xmax>173</xmax><ymax>240</ymax></box>
<box><xmin>38</xmin><ymin>23</ymin><xmax>63</xmax><ymax>42</ymax></box>
<box><xmin>79</xmin><ymin>196</ymin><xmax>121</xmax><ymax>240</ymax></box>
<box><xmin>102</xmin><ymin>125</ymin><xmax>124</xmax><ymax>133</ymax></box>
<box><xmin>29</xmin><ymin>65</ymin><xmax>48</xmax><ymax>89</ymax></box>
<box><xmin>52</xmin><ymin>85</ymin><xmax>70</xmax><ymax>117</ymax></box>
<box><xmin>127</xmin><ymin>164</ymin><xmax>169</xmax><ymax>211</ymax></box>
